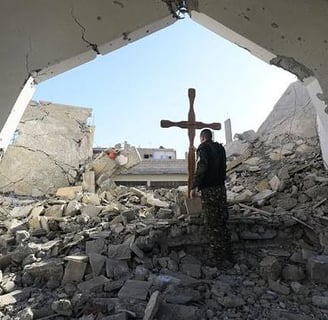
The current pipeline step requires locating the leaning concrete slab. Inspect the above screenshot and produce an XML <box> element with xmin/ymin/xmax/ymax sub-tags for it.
<box><xmin>257</xmin><ymin>81</ymin><xmax>317</xmax><ymax>138</ymax></box>
<box><xmin>0</xmin><ymin>101</ymin><xmax>94</xmax><ymax>196</ymax></box>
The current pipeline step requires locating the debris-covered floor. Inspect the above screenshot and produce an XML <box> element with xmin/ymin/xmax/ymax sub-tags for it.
<box><xmin>1</xmin><ymin>131</ymin><xmax>328</xmax><ymax>320</ymax></box>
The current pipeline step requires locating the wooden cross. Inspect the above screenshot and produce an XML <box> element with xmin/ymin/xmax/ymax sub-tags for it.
<box><xmin>161</xmin><ymin>88</ymin><xmax>221</xmax><ymax>198</ymax></box>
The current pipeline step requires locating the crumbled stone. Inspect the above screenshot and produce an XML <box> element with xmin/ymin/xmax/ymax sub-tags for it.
<box><xmin>51</xmin><ymin>298</ymin><xmax>72</xmax><ymax>316</ymax></box>
<box><xmin>260</xmin><ymin>257</ymin><xmax>281</xmax><ymax>280</ymax></box>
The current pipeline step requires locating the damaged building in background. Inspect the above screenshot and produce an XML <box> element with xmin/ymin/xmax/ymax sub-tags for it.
<box><xmin>0</xmin><ymin>101</ymin><xmax>94</xmax><ymax>196</ymax></box>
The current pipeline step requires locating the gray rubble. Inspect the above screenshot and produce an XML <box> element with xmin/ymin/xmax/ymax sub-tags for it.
<box><xmin>0</xmin><ymin>130</ymin><xmax>328</xmax><ymax>319</ymax></box>
<box><xmin>0</xmin><ymin>88</ymin><xmax>328</xmax><ymax>319</ymax></box>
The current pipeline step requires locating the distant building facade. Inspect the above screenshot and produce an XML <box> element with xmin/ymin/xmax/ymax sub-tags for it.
<box><xmin>93</xmin><ymin>145</ymin><xmax>187</xmax><ymax>188</ymax></box>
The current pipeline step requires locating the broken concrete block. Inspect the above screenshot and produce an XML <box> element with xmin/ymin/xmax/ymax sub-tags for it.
<box><xmin>108</xmin><ymin>243</ymin><xmax>131</xmax><ymax>260</ymax></box>
<box><xmin>77</xmin><ymin>275</ymin><xmax>110</xmax><ymax>292</ymax></box>
<box><xmin>83</xmin><ymin>171</ymin><xmax>96</xmax><ymax>193</ymax></box>
<box><xmin>269</xmin><ymin>152</ymin><xmax>284</xmax><ymax>161</ymax></box>
<box><xmin>157</xmin><ymin>303</ymin><xmax>200</xmax><ymax>320</ymax></box>
<box><xmin>10</xmin><ymin>205</ymin><xmax>34</xmax><ymax>219</ymax></box>
<box><xmin>218</xmin><ymin>295</ymin><xmax>246</xmax><ymax>308</ymax></box>
<box><xmin>44</xmin><ymin>204</ymin><xmax>64</xmax><ymax>217</ymax></box>
<box><xmin>85</xmin><ymin>239</ymin><xmax>106</xmax><ymax>255</ymax></box>
<box><xmin>92</xmin><ymin>153</ymin><xmax>119</xmax><ymax>178</ymax></box>
<box><xmin>62</xmin><ymin>260</ymin><xmax>87</xmax><ymax>284</ymax></box>
<box><xmin>225</xmin><ymin>140</ymin><xmax>251</xmax><ymax>158</ymax></box>
<box><xmin>28</xmin><ymin>206</ymin><xmax>44</xmax><ymax>230</ymax></box>
<box><xmin>269</xmin><ymin>175</ymin><xmax>281</xmax><ymax>191</ymax></box>
<box><xmin>81</xmin><ymin>205</ymin><xmax>102</xmax><ymax>217</ymax></box>
<box><xmin>82</xmin><ymin>193</ymin><xmax>101</xmax><ymax>206</ymax></box>
<box><xmin>281</xmin><ymin>142</ymin><xmax>296</xmax><ymax>155</ymax></box>
<box><xmin>121</xmin><ymin>208</ymin><xmax>137</xmax><ymax>224</ymax></box>
<box><xmin>130</xmin><ymin>241</ymin><xmax>144</xmax><ymax>259</ymax></box>
<box><xmin>244</xmin><ymin>157</ymin><xmax>260</xmax><ymax>166</ymax></box>
<box><xmin>118</xmin><ymin>280</ymin><xmax>152</xmax><ymax>300</ymax></box>
<box><xmin>307</xmin><ymin>255</ymin><xmax>328</xmax><ymax>284</ymax></box>
<box><xmin>104</xmin><ymin>278</ymin><xmax>125</xmax><ymax>292</ymax></box>
<box><xmin>23</xmin><ymin>259</ymin><xmax>64</xmax><ymax>282</ymax></box>
<box><xmin>180</xmin><ymin>263</ymin><xmax>201</xmax><ymax>279</ymax></box>
<box><xmin>88</xmin><ymin>253</ymin><xmax>106</xmax><ymax>277</ymax></box>
<box><xmin>277</xmin><ymin>197</ymin><xmax>298</xmax><ymax>210</ymax></box>
<box><xmin>96</xmin><ymin>172</ymin><xmax>117</xmax><ymax>191</ymax></box>
<box><xmin>6</xmin><ymin>219</ymin><xmax>28</xmax><ymax>233</ymax></box>
<box><xmin>268</xmin><ymin>279</ymin><xmax>290</xmax><ymax>295</ymax></box>
<box><xmin>234</xmin><ymin>189</ymin><xmax>253</xmax><ymax>203</ymax></box>
<box><xmin>235</xmin><ymin>130</ymin><xmax>258</xmax><ymax>143</ymax></box>
<box><xmin>64</xmin><ymin>199</ymin><xmax>81</xmax><ymax>216</ymax></box>
<box><xmin>312</xmin><ymin>296</ymin><xmax>328</xmax><ymax>309</ymax></box>
<box><xmin>56</xmin><ymin>186</ymin><xmax>83</xmax><ymax>200</ymax></box>
<box><xmin>260</xmin><ymin>256</ymin><xmax>281</xmax><ymax>280</ymax></box>
<box><xmin>157</xmin><ymin>208</ymin><xmax>173</xmax><ymax>219</ymax></box>
<box><xmin>145</xmin><ymin>194</ymin><xmax>169</xmax><ymax>208</ymax></box>
<box><xmin>291</xmin><ymin>281</ymin><xmax>309</xmax><ymax>295</ymax></box>
<box><xmin>39</xmin><ymin>216</ymin><xmax>50</xmax><ymax>232</ymax></box>
<box><xmin>282</xmin><ymin>264</ymin><xmax>305</xmax><ymax>281</ymax></box>
<box><xmin>184</xmin><ymin>197</ymin><xmax>202</xmax><ymax>216</ymax></box>
<box><xmin>143</xmin><ymin>290</ymin><xmax>160</xmax><ymax>320</ymax></box>
<box><xmin>256</xmin><ymin>180</ymin><xmax>270</xmax><ymax>192</ymax></box>
<box><xmin>252</xmin><ymin>190</ymin><xmax>275</xmax><ymax>205</ymax></box>
<box><xmin>106</xmin><ymin>258</ymin><xmax>130</xmax><ymax>280</ymax></box>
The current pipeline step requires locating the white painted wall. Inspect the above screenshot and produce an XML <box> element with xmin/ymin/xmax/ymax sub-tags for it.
<box><xmin>0</xmin><ymin>77</ymin><xmax>35</xmax><ymax>150</ymax></box>
<box><xmin>153</xmin><ymin>150</ymin><xmax>176</xmax><ymax>160</ymax></box>
<box><xmin>304</xmin><ymin>77</ymin><xmax>328</xmax><ymax>169</ymax></box>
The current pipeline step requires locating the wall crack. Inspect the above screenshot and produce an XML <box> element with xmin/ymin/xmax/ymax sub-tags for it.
<box><xmin>71</xmin><ymin>8</ymin><xmax>100</xmax><ymax>54</ymax></box>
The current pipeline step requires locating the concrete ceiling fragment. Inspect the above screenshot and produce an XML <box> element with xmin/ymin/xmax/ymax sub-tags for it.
<box><xmin>0</xmin><ymin>0</ymin><xmax>328</xmax><ymax>162</ymax></box>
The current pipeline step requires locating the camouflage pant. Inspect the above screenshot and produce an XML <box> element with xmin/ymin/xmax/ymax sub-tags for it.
<box><xmin>201</xmin><ymin>185</ymin><xmax>231</xmax><ymax>262</ymax></box>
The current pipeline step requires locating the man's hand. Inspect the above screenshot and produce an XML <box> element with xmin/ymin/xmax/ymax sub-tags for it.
<box><xmin>189</xmin><ymin>188</ymin><xmax>197</xmax><ymax>199</ymax></box>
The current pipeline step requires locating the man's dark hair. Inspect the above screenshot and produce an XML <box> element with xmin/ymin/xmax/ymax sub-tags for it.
<box><xmin>200</xmin><ymin>129</ymin><xmax>212</xmax><ymax>140</ymax></box>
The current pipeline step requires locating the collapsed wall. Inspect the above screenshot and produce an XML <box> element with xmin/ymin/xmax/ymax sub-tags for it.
<box><xmin>0</xmin><ymin>101</ymin><xmax>94</xmax><ymax>196</ymax></box>
<box><xmin>257</xmin><ymin>81</ymin><xmax>317</xmax><ymax>138</ymax></box>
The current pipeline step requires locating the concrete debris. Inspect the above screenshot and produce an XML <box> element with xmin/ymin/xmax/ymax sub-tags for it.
<box><xmin>0</xmin><ymin>128</ymin><xmax>328</xmax><ymax>318</ymax></box>
<box><xmin>0</xmin><ymin>102</ymin><xmax>142</xmax><ymax>197</ymax></box>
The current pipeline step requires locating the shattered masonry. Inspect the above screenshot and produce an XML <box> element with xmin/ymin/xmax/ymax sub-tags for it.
<box><xmin>0</xmin><ymin>81</ymin><xmax>328</xmax><ymax>318</ymax></box>
<box><xmin>0</xmin><ymin>101</ymin><xmax>94</xmax><ymax>196</ymax></box>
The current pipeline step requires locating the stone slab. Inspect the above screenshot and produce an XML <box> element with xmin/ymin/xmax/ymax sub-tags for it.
<box><xmin>118</xmin><ymin>280</ymin><xmax>152</xmax><ymax>300</ymax></box>
<box><xmin>77</xmin><ymin>275</ymin><xmax>110</xmax><ymax>292</ymax></box>
<box><xmin>62</xmin><ymin>260</ymin><xmax>87</xmax><ymax>283</ymax></box>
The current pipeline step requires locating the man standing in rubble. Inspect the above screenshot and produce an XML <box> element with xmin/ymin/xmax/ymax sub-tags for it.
<box><xmin>190</xmin><ymin>128</ymin><xmax>232</xmax><ymax>267</ymax></box>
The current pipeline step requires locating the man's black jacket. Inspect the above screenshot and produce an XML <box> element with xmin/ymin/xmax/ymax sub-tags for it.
<box><xmin>191</xmin><ymin>140</ymin><xmax>226</xmax><ymax>191</ymax></box>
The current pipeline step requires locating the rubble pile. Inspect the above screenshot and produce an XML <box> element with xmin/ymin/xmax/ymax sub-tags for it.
<box><xmin>0</xmin><ymin>131</ymin><xmax>328</xmax><ymax>319</ymax></box>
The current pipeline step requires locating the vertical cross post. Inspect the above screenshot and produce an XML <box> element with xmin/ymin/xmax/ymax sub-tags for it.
<box><xmin>160</xmin><ymin>88</ymin><xmax>221</xmax><ymax>197</ymax></box>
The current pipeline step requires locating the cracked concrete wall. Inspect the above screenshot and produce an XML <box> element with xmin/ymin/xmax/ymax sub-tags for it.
<box><xmin>257</xmin><ymin>81</ymin><xmax>317</xmax><ymax>138</ymax></box>
<box><xmin>192</xmin><ymin>1</ymin><xmax>328</xmax><ymax>98</ymax></box>
<box><xmin>0</xmin><ymin>1</ymin><xmax>174</xmax><ymax>142</ymax></box>
<box><xmin>0</xmin><ymin>101</ymin><xmax>94</xmax><ymax>196</ymax></box>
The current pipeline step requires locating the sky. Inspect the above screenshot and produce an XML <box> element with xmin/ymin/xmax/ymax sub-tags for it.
<box><xmin>32</xmin><ymin>17</ymin><xmax>296</xmax><ymax>159</ymax></box>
